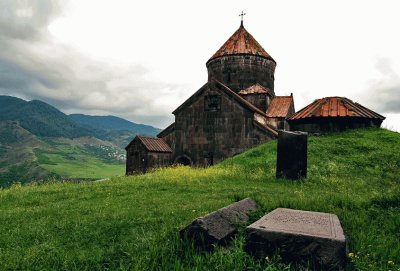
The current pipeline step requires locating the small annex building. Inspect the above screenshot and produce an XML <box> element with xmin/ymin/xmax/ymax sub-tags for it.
<box><xmin>287</xmin><ymin>97</ymin><xmax>385</xmax><ymax>133</ymax></box>
<box><xmin>125</xmin><ymin>135</ymin><xmax>172</xmax><ymax>174</ymax></box>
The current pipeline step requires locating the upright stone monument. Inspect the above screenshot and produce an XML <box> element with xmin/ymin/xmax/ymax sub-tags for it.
<box><xmin>276</xmin><ymin>130</ymin><xmax>308</xmax><ymax>179</ymax></box>
<box><xmin>245</xmin><ymin>208</ymin><xmax>347</xmax><ymax>270</ymax></box>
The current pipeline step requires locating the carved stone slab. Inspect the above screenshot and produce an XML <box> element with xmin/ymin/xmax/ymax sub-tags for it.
<box><xmin>245</xmin><ymin>208</ymin><xmax>347</xmax><ymax>270</ymax></box>
<box><xmin>180</xmin><ymin>198</ymin><xmax>259</xmax><ymax>250</ymax></box>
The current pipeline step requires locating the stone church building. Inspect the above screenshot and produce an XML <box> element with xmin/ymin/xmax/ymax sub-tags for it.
<box><xmin>125</xmin><ymin>21</ymin><xmax>384</xmax><ymax>174</ymax></box>
<box><xmin>126</xmin><ymin>22</ymin><xmax>294</xmax><ymax>174</ymax></box>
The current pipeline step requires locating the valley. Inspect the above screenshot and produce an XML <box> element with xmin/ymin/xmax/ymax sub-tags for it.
<box><xmin>0</xmin><ymin>95</ymin><xmax>161</xmax><ymax>186</ymax></box>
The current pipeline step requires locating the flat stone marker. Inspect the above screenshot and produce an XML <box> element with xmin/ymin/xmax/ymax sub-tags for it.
<box><xmin>245</xmin><ymin>208</ymin><xmax>347</xmax><ymax>270</ymax></box>
<box><xmin>276</xmin><ymin>130</ymin><xmax>308</xmax><ymax>180</ymax></box>
<box><xmin>180</xmin><ymin>198</ymin><xmax>259</xmax><ymax>250</ymax></box>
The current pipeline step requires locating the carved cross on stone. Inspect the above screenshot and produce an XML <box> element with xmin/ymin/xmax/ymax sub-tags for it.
<box><xmin>239</xmin><ymin>11</ymin><xmax>246</xmax><ymax>26</ymax></box>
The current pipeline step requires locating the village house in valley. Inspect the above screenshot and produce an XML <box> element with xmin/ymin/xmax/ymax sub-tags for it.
<box><xmin>125</xmin><ymin>20</ymin><xmax>384</xmax><ymax>175</ymax></box>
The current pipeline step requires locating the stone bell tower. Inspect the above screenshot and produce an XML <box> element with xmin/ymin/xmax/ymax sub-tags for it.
<box><xmin>206</xmin><ymin>21</ymin><xmax>276</xmax><ymax>95</ymax></box>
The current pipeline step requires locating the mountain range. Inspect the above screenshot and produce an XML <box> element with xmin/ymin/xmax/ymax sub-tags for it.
<box><xmin>0</xmin><ymin>95</ymin><xmax>161</xmax><ymax>186</ymax></box>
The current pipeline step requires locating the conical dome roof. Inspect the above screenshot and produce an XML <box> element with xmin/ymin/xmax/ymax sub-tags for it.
<box><xmin>207</xmin><ymin>24</ymin><xmax>274</xmax><ymax>64</ymax></box>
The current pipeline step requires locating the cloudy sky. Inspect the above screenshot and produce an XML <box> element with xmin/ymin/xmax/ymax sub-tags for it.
<box><xmin>0</xmin><ymin>0</ymin><xmax>399</xmax><ymax>131</ymax></box>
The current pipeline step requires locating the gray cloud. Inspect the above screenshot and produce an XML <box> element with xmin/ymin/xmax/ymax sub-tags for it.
<box><xmin>0</xmin><ymin>0</ymin><xmax>63</xmax><ymax>40</ymax></box>
<box><xmin>358</xmin><ymin>58</ymin><xmax>400</xmax><ymax>114</ymax></box>
<box><xmin>0</xmin><ymin>0</ymin><xmax>185</xmax><ymax>128</ymax></box>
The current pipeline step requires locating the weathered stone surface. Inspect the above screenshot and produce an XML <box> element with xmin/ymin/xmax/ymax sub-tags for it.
<box><xmin>245</xmin><ymin>208</ymin><xmax>347</xmax><ymax>270</ymax></box>
<box><xmin>180</xmin><ymin>198</ymin><xmax>259</xmax><ymax>249</ymax></box>
<box><xmin>171</xmin><ymin>82</ymin><xmax>275</xmax><ymax>167</ymax></box>
<box><xmin>207</xmin><ymin>55</ymin><xmax>276</xmax><ymax>94</ymax></box>
<box><xmin>276</xmin><ymin>130</ymin><xmax>308</xmax><ymax>179</ymax></box>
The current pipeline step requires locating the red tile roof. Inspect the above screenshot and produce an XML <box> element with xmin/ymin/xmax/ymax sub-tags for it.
<box><xmin>207</xmin><ymin>24</ymin><xmax>274</xmax><ymax>64</ymax></box>
<box><xmin>288</xmin><ymin>97</ymin><xmax>385</xmax><ymax>120</ymax></box>
<box><xmin>238</xmin><ymin>83</ymin><xmax>272</xmax><ymax>96</ymax></box>
<box><xmin>126</xmin><ymin>135</ymin><xmax>172</xmax><ymax>153</ymax></box>
<box><xmin>266</xmin><ymin>96</ymin><xmax>294</xmax><ymax>117</ymax></box>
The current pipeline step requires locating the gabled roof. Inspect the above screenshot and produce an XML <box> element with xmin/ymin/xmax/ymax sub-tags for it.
<box><xmin>172</xmin><ymin>80</ymin><xmax>267</xmax><ymax>117</ymax></box>
<box><xmin>214</xmin><ymin>80</ymin><xmax>268</xmax><ymax>116</ymax></box>
<box><xmin>266</xmin><ymin>96</ymin><xmax>294</xmax><ymax>118</ymax></box>
<box><xmin>288</xmin><ymin>97</ymin><xmax>385</xmax><ymax>120</ymax></box>
<box><xmin>125</xmin><ymin>135</ymin><xmax>172</xmax><ymax>153</ymax></box>
<box><xmin>238</xmin><ymin>83</ymin><xmax>273</xmax><ymax>96</ymax></box>
<box><xmin>207</xmin><ymin>24</ymin><xmax>274</xmax><ymax>64</ymax></box>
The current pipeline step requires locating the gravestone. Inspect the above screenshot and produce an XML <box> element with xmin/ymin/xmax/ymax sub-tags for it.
<box><xmin>276</xmin><ymin>130</ymin><xmax>308</xmax><ymax>179</ymax></box>
<box><xmin>180</xmin><ymin>198</ymin><xmax>259</xmax><ymax>250</ymax></box>
<box><xmin>245</xmin><ymin>208</ymin><xmax>347</xmax><ymax>270</ymax></box>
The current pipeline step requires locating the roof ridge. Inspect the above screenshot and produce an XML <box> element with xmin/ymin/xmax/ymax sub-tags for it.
<box><xmin>274</xmin><ymin>95</ymin><xmax>293</xmax><ymax>98</ymax></box>
<box><xmin>253</xmin><ymin>119</ymin><xmax>278</xmax><ymax>137</ymax></box>
<box><xmin>238</xmin><ymin>83</ymin><xmax>272</xmax><ymax>95</ymax></box>
<box><xmin>213</xmin><ymin>79</ymin><xmax>267</xmax><ymax>116</ymax></box>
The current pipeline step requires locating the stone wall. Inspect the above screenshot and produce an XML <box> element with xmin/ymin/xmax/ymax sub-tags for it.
<box><xmin>173</xmin><ymin>83</ymin><xmax>274</xmax><ymax>166</ymax></box>
<box><xmin>206</xmin><ymin>55</ymin><xmax>276</xmax><ymax>94</ymax></box>
<box><xmin>240</xmin><ymin>93</ymin><xmax>269</xmax><ymax>112</ymax></box>
<box><xmin>288</xmin><ymin>117</ymin><xmax>383</xmax><ymax>133</ymax></box>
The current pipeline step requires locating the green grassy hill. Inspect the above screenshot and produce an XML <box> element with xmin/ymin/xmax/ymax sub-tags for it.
<box><xmin>0</xmin><ymin>129</ymin><xmax>399</xmax><ymax>270</ymax></box>
<box><xmin>0</xmin><ymin>121</ymin><xmax>51</xmax><ymax>186</ymax></box>
<box><xmin>0</xmin><ymin>96</ymin><xmax>94</xmax><ymax>138</ymax></box>
<box><xmin>0</xmin><ymin>95</ymin><xmax>165</xmax><ymax>184</ymax></box>
<box><xmin>0</xmin><ymin>121</ymin><xmax>125</xmax><ymax>186</ymax></box>
<box><xmin>34</xmin><ymin>137</ymin><xmax>125</xmax><ymax>180</ymax></box>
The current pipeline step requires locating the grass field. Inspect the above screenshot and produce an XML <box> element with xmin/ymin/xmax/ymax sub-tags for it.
<box><xmin>0</xmin><ymin>128</ymin><xmax>399</xmax><ymax>270</ymax></box>
<box><xmin>35</xmin><ymin>138</ymin><xmax>125</xmax><ymax>179</ymax></box>
<box><xmin>36</xmin><ymin>149</ymin><xmax>124</xmax><ymax>179</ymax></box>
<box><xmin>0</xmin><ymin>120</ymin><xmax>125</xmax><ymax>185</ymax></box>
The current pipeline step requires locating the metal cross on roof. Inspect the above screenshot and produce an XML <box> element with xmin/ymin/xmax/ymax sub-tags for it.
<box><xmin>239</xmin><ymin>11</ymin><xmax>246</xmax><ymax>25</ymax></box>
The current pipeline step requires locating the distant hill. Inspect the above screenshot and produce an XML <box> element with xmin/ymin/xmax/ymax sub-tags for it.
<box><xmin>69</xmin><ymin>114</ymin><xmax>161</xmax><ymax>148</ymax></box>
<box><xmin>0</xmin><ymin>95</ymin><xmax>161</xmax><ymax>185</ymax></box>
<box><xmin>0</xmin><ymin>121</ymin><xmax>51</xmax><ymax>186</ymax></box>
<box><xmin>0</xmin><ymin>95</ymin><xmax>161</xmax><ymax>145</ymax></box>
<box><xmin>0</xmin><ymin>96</ymin><xmax>93</xmax><ymax>138</ymax></box>
<box><xmin>0</xmin><ymin>119</ymin><xmax>125</xmax><ymax>186</ymax></box>
<box><xmin>69</xmin><ymin>114</ymin><xmax>161</xmax><ymax>134</ymax></box>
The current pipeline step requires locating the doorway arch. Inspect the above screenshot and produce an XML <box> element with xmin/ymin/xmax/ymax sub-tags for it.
<box><xmin>174</xmin><ymin>155</ymin><xmax>193</xmax><ymax>166</ymax></box>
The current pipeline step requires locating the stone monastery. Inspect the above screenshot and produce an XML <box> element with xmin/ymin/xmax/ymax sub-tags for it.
<box><xmin>125</xmin><ymin>21</ymin><xmax>385</xmax><ymax>175</ymax></box>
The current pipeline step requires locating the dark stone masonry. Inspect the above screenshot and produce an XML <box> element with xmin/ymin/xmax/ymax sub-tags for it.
<box><xmin>206</xmin><ymin>55</ymin><xmax>276</xmax><ymax>94</ymax></box>
<box><xmin>276</xmin><ymin>130</ymin><xmax>308</xmax><ymax>179</ymax></box>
